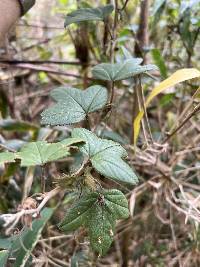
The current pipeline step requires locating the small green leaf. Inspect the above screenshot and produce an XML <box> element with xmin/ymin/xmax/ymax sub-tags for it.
<box><xmin>92</xmin><ymin>59</ymin><xmax>157</xmax><ymax>81</ymax></box>
<box><xmin>0</xmin><ymin>152</ymin><xmax>16</xmax><ymax>164</ymax></box>
<box><xmin>41</xmin><ymin>85</ymin><xmax>108</xmax><ymax>126</ymax></box>
<box><xmin>59</xmin><ymin>190</ymin><xmax>129</xmax><ymax>255</ymax></box>
<box><xmin>72</xmin><ymin>128</ymin><xmax>138</xmax><ymax>185</ymax></box>
<box><xmin>1</xmin><ymin>138</ymin><xmax>82</xmax><ymax>167</ymax></box>
<box><xmin>0</xmin><ymin>250</ymin><xmax>9</xmax><ymax>267</ymax></box>
<box><xmin>87</xmin><ymin>190</ymin><xmax>129</xmax><ymax>255</ymax></box>
<box><xmin>64</xmin><ymin>4</ymin><xmax>114</xmax><ymax>27</ymax></box>
<box><xmin>16</xmin><ymin>139</ymin><xmax>77</xmax><ymax>167</ymax></box>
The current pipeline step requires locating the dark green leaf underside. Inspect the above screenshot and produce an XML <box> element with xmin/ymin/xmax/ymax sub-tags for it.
<box><xmin>59</xmin><ymin>189</ymin><xmax>129</xmax><ymax>255</ymax></box>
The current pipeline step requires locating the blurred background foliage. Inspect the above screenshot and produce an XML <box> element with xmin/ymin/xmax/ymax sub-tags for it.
<box><xmin>1</xmin><ymin>0</ymin><xmax>200</xmax><ymax>266</ymax></box>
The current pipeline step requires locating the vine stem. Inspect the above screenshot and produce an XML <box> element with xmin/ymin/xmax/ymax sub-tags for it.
<box><xmin>109</xmin><ymin>81</ymin><xmax>115</xmax><ymax>104</ymax></box>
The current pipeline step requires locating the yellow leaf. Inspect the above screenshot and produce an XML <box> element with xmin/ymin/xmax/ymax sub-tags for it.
<box><xmin>133</xmin><ymin>68</ymin><xmax>200</xmax><ymax>145</ymax></box>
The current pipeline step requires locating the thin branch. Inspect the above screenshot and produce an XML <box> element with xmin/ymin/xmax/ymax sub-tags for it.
<box><xmin>0</xmin><ymin>60</ymin><xmax>88</xmax><ymax>66</ymax></box>
<box><xmin>0</xmin><ymin>143</ymin><xmax>16</xmax><ymax>152</ymax></box>
<box><xmin>120</xmin><ymin>0</ymin><xmax>130</xmax><ymax>11</ymax></box>
<box><xmin>3</xmin><ymin>63</ymin><xmax>94</xmax><ymax>80</ymax></box>
<box><xmin>17</xmin><ymin>22</ymin><xmax>64</xmax><ymax>30</ymax></box>
<box><xmin>1</xmin><ymin>187</ymin><xmax>61</xmax><ymax>232</ymax></box>
<box><xmin>162</xmin><ymin>103</ymin><xmax>200</xmax><ymax>144</ymax></box>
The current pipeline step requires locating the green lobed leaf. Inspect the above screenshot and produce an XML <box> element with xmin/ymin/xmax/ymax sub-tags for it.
<box><xmin>58</xmin><ymin>193</ymin><xmax>98</xmax><ymax>232</ymax></box>
<box><xmin>0</xmin><ymin>138</ymin><xmax>83</xmax><ymax>166</ymax></box>
<box><xmin>64</xmin><ymin>4</ymin><xmax>114</xmax><ymax>27</ymax></box>
<box><xmin>59</xmin><ymin>189</ymin><xmax>129</xmax><ymax>255</ymax></box>
<box><xmin>92</xmin><ymin>59</ymin><xmax>157</xmax><ymax>81</ymax></box>
<box><xmin>72</xmin><ymin>128</ymin><xmax>138</xmax><ymax>185</ymax></box>
<box><xmin>41</xmin><ymin>85</ymin><xmax>108</xmax><ymax>126</ymax></box>
<box><xmin>87</xmin><ymin>189</ymin><xmax>130</xmax><ymax>255</ymax></box>
<box><xmin>16</xmin><ymin>141</ymin><xmax>70</xmax><ymax>166</ymax></box>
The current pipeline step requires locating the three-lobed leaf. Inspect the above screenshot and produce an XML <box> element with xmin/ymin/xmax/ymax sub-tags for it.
<box><xmin>92</xmin><ymin>59</ymin><xmax>157</xmax><ymax>81</ymax></box>
<box><xmin>16</xmin><ymin>141</ymin><xmax>71</xmax><ymax>167</ymax></box>
<box><xmin>0</xmin><ymin>138</ymin><xmax>83</xmax><ymax>166</ymax></box>
<box><xmin>64</xmin><ymin>4</ymin><xmax>114</xmax><ymax>27</ymax></box>
<box><xmin>72</xmin><ymin>128</ymin><xmax>138</xmax><ymax>184</ymax></box>
<box><xmin>59</xmin><ymin>189</ymin><xmax>129</xmax><ymax>255</ymax></box>
<box><xmin>41</xmin><ymin>86</ymin><xmax>108</xmax><ymax>126</ymax></box>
